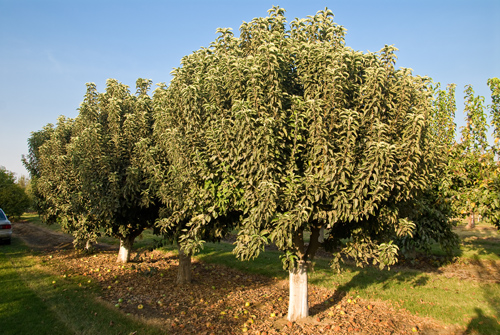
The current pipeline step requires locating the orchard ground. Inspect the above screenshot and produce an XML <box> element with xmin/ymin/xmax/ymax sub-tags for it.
<box><xmin>3</xmin><ymin>219</ymin><xmax>500</xmax><ymax>334</ymax></box>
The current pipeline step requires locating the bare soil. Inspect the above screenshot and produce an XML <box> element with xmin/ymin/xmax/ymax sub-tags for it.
<box><xmin>11</xmin><ymin>221</ymin><xmax>478</xmax><ymax>334</ymax></box>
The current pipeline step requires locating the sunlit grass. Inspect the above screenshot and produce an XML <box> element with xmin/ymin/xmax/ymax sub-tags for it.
<box><xmin>0</xmin><ymin>237</ymin><xmax>165</xmax><ymax>335</ymax></box>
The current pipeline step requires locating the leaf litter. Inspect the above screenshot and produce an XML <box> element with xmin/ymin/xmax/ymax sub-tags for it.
<box><xmin>14</xmin><ymin>221</ymin><xmax>461</xmax><ymax>334</ymax></box>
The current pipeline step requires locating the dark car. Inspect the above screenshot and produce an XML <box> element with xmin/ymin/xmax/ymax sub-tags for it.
<box><xmin>0</xmin><ymin>209</ymin><xmax>12</xmax><ymax>244</ymax></box>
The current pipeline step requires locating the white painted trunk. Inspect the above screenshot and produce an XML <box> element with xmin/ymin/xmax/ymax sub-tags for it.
<box><xmin>177</xmin><ymin>244</ymin><xmax>192</xmax><ymax>284</ymax></box>
<box><xmin>117</xmin><ymin>236</ymin><xmax>134</xmax><ymax>263</ymax></box>
<box><xmin>288</xmin><ymin>261</ymin><xmax>309</xmax><ymax>321</ymax></box>
<box><xmin>85</xmin><ymin>240</ymin><xmax>92</xmax><ymax>250</ymax></box>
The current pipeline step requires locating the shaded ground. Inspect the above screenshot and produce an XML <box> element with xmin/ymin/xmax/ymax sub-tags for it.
<box><xmin>13</xmin><ymin>221</ymin><xmax>115</xmax><ymax>251</ymax></box>
<box><xmin>10</xmin><ymin>221</ymin><xmax>474</xmax><ymax>334</ymax></box>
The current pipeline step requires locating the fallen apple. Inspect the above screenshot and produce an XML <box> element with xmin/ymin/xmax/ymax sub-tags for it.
<box><xmin>138</xmin><ymin>304</ymin><xmax>144</xmax><ymax>309</ymax></box>
<box><xmin>245</xmin><ymin>302</ymin><xmax>250</xmax><ymax>307</ymax></box>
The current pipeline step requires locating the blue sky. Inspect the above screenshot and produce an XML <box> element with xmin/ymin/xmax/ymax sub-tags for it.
<box><xmin>1</xmin><ymin>0</ymin><xmax>499</xmax><ymax>178</ymax></box>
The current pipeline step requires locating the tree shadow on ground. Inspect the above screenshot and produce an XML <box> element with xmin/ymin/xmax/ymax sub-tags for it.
<box><xmin>308</xmin><ymin>261</ymin><xmax>430</xmax><ymax>316</ymax></box>
<box><xmin>466</xmin><ymin>260</ymin><xmax>500</xmax><ymax>335</ymax></box>
<box><xmin>463</xmin><ymin>308</ymin><xmax>500</xmax><ymax>335</ymax></box>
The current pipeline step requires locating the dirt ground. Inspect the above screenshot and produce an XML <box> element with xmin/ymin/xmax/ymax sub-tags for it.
<box><xmin>10</xmin><ymin>221</ymin><xmax>485</xmax><ymax>334</ymax></box>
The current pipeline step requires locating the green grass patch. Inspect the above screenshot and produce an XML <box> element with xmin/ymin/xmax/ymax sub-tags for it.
<box><xmin>0</xmin><ymin>237</ymin><xmax>165</xmax><ymax>335</ymax></box>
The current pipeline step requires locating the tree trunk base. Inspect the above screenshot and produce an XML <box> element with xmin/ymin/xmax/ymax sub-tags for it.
<box><xmin>177</xmin><ymin>244</ymin><xmax>192</xmax><ymax>284</ymax></box>
<box><xmin>288</xmin><ymin>261</ymin><xmax>309</xmax><ymax>321</ymax></box>
<box><xmin>117</xmin><ymin>235</ymin><xmax>135</xmax><ymax>263</ymax></box>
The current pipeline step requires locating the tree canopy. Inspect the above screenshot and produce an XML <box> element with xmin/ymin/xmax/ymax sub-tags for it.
<box><xmin>155</xmin><ymin>7</ymin><xmax>441</xmax><ymax>320</ymax></box>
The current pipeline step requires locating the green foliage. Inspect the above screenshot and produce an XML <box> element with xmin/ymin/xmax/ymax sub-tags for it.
<box><xmin>393</xmin><ymin>83</ymin><xmax>459</xmax><ymax>258</ymax></box>
<box><xmin>443</xmin><ymin>80</ymin><xmax>500</xmax><ymax>229</ymax></box>
<box><xmin>0</xmin><ymin>167</ymin><xmax>30</xmax><ymax>219</ymax></box>
<box><xmin>488</xmin><ymin>78</ymin><xmax>500</xmax><ymax>157</ymax></box>
<box><xmin>430</xmin><ymin>83</ymin><xmax>456</xmax><ymax>148</ymax></box>
<box><xmin>70</xmin><ymin>79</ymin><xmax>159</xmax><ymax>243</ymax></box>
<box><xmin>461</xmin><ymin>85</ymin><xmax>488</xmax><ymax>152</ymax></box>
<box><xmin>36</xmin><ymin>116</ymin><xmax>99</xmax><ymax>248</ymax></box>
<box><xmin>157</xmin><ymin>7</ymin><xmax>439</xmax><ymax>272</ymax></box>
<box><xmin>22</xmin><ymin>124</ymin><xmax>55</xmax><ymax>217</ymax></box>
<box><xmin>34</xmin><ymin>79</ymin><xmax>159</xmax><ymax>253</ymax></box>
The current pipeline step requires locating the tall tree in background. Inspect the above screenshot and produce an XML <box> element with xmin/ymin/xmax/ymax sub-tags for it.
<box><xmin>70</xmin><ymin>79</ymin><xmax>159</xmax><ymax>263</ymax></box>
<box><xmin>481</xmin><ymin>78</ymin><xmax>500</xmax><ymax>230</ymax></box>
<box><xmin>488</xmin><ymin>78</ymin><xmax>500</xmax><ymax>158</ymax></box>
<box><xmin>455</xmin><ymin>85</ymin><xmax>491</xmax><ymax>229</ymax></box>
<box><xmin>159</xmin><ymin>7</ymin><xmax>440</xmax><ymax>320</ymax></box>
<box><xmin>396</xmin><ymin>83</ymin><xmax>459</xmax><ymax>258</ymax></box>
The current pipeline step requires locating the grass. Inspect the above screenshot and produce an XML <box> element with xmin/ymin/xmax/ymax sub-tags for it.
<box><xmin>16</xmin><ymin>213</ymin><xmax>500</xmax><ymax>333</ymax></box>
<box><xmin>0</xmin><ymin>237</ymin><xmax>165</xmax><ymax>335</ymax></box>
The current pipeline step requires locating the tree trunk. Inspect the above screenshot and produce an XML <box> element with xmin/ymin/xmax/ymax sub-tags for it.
<box><xmin>117</xmin><ymin>235</ymin><xmax>135</xmax><ymax>263</ymax></box>
<box><xmin>85</xmin><ymin>240</ymin><xmax>92</xmax><ymax>251</ymax></box>
<box><xmin>177</xmin><ymin>244</ymin><xmax>192</xmax><ymax>284</ymax></box>
<box><xmin>288</xmin><ymin>260</ymin><xmax>309</xmax><ymax>321</ymax></box>
<box><xmin>466</xmin><ymin>212</ymin><xmax>476</xmax><ymax>229</ymax></box>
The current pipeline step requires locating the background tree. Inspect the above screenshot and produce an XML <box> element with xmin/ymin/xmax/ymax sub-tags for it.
<box><xmin>488</xmin><ymin>78</ymin><xmax>500</xmax><ymax>158</ymax></box>
<box><xmin>22</xmin><ymin>125</ymin><xmax>55</xmax><ymax>217</ymax></box>
<box><xmin>151</xmin><ymin>80</ymin><xmax>241</xmax><ymax>283</ymax></box>
<box><xmin>396</xmin><ymin>83</ymin><xmax>459</xmax><ymax>259</ymax></box>
<box><xmin>0</xmin><ymin>167</ymin><xmax>30</xmax><ymax>219</ymax></box>
<box><xmin>451</xmin><ymin>85</ymin><xmax>492</xmax><ymax>229</ymax></box>
<box><xmin>70</xmin><ymin>79</ymin><xmax>160</xmax><ymax>263</ymax></box>
<box><xmin>36</xmin><ymin>116</ymin><xmax>100</xmax><ymax>250</ymax></box>
<box><xmin>479</xmin><ymin>78</ymin><xmax>500</xmax><ymax>230</ymax></box>
<box><xmin>160</xmin><ymin>7</ymin><xmax>440</xmax><ymax>320</ymax></box>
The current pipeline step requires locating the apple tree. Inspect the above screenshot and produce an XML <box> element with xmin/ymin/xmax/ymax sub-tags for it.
<box><xmin>35</xmin><ymin>116</ymin><xmax>101</xmax><ymax>250</ymax></box>
<box><xmin>70</xmin><ymin>79</ymin><xmax>160</xmax><ymax>262</ymax></box>
<box><xmin>159</xmin><ymin>7</ymin><xmax>440</xmax><ymax>320</ymax></box>
<box><xmin>151</xmin><ymin>80</ymin><xmax>241</xmax><ymax>283</ymax></box>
